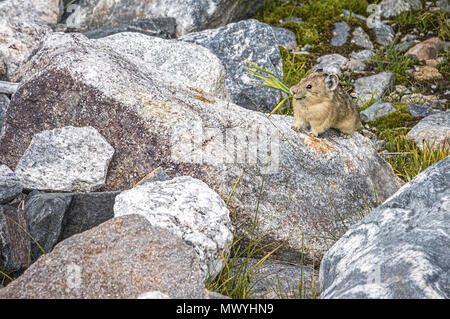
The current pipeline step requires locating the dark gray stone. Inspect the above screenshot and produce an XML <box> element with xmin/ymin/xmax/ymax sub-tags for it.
<box><xmin>331</xmin><ymin>22</ymin><xmax>350</xmax><ymax>47</ymax></box>
<box><xmin>0</xmin><ymin>165</ymin><xmax>23</xmax><ymax>205</ymax></box>
<box><xmin>59</xmin><ymin>191</ymin><xmax>119</xmax><ymax>241</ymax></box>
<box><xmin>407</xmin><ymin>104</ymin><xmax>441</xmax><ymax>117</ymax></box>
<box><xmin>0</xmin><ymin>94</ymin><xmax>8</xmax><ymax>133</ymax></box>
<box><xmin>24</xmin><ymin>191</ymin><xmax>72</xmax><ymax>260</ymax></box>
<box><xmin>0</xmin><ymin>205</ymin><xmax>30</xmax><ymax>275</ymax></box>
<box><xmin>272</xmin><ymin>26</ymin><xmax>297</xmax><ymax>50</ymax></box>
<box><xmin>320</xmin><ymin>157</ymin><xmax>450</xmax><ymax>299</ymax></box>
<box><xmin>180</xmin><ymin>19</ymin><xmax>283</xmax><ymax>112</ymax></box>
<box><xmin>82</xmin><ymin>18</ymin><xmax>177</xmax><ymax>40</ymax></box>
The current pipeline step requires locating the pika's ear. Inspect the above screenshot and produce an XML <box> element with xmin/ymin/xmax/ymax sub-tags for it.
<box><xmin>325</xmin><ymin>74</ymin><xmax>339</xmax><ymax>91</ymax></box>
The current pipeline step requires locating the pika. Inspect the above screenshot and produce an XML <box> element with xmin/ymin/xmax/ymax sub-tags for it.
<box><xmin>290</xmin><ymin>71</ymin><xmax>361</xmax><ymax>137</ymax></box>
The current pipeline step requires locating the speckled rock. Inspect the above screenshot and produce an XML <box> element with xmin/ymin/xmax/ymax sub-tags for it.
<box><xmin>378</xmin><ymin>0</ymin><xmax>422</xmax><ymax>18</ymax></box>
<box><xmin>0</xmin><ymin>165</ymin><xmax>22</xmax><ymax>204</ymax></box>
<box><xmin>83</xmin><ymin>17</ymin><xmax>177</xmax><ymax>39</ymax></box>
<box><xmin>406</xmin><ymin>111</ymin><xmax>450</xmax><ymax>150</ymax></box>
<box><xmin>354</xmin><ymin>72</ymin><xmax>395</xmax><ymax>105</ymax></box>
<box><xmin>0</xmin><ymin>214</ymin><xmax>217</xmax><ymax>298</ymax></box>
<box><xmin>437</xmin><ymin>0</ymin><xmax>450</xmax><ymax>11</ymax></box>
<box><xmin>351</xmin><ymin>27</ymin><xmax>374</xmax><ymax>50</ymax></box>
<box><xmin>0</xmin><ymin>33</ymin><xmax>400</xmax><ymax>263</ymax></box>
<box><xmin>314</xmin><ymin>54</ymin><xmax>349</xmax><ymax>75</ymax></box>
<box><xmin>180</xmin><ymin>19</ymin><xmax>283</xmax><ymax>112</ymax></box>
<box><xmin>351</xmin><ymin>50</ymin><xmax>375</xmax><ymax>61</ymax></box>
<box><xmin>0</xmin><ymin>0</ymin><xmax>63</xmax><ymax>24</ymax></box>
<box><xmin>0</xmin><ymin>94</ymin><xmax>8</xmax><ymax>133</ymax></box>
<box><xmin>407</xmin><ymin>104</ymin><xmax>441</xmax><ymax>118</ymax></box>
<box><xmin>0</xmin><ymin>205</ymin><xmax>30</xmax><ymax>275</ymax></box>
<box><xmin>319</xmin><ymin>157</ymin><xmax>450</xmax><ymax>299</ymax></box>
<box><xmin>413</xmin><ymin>65</ymin><xmax>443</xmax><ymax>81</ymax></box>
<box><xmin>14</xmin><ymin>126</ymin><xmax>115</xmax><ymax>192</ymax></box>
<box><xmin>331</xmin><ymin>22</ymin><xmax>350</xmax><ymax>47</ymax></box>
<box><xmin>360</xmin><ymin>101</ymin><xmax>396</xmax><ymax>122</ymax></box>
<box><xmin>65</xmin><ymin>0</ymin><xmax>266</xmax><ymax>36</ymax></box>
<box><xmin>114</xmin><ymin>176</ymin><xmax>234</xmax><ymax>279</ymax></box>
<box><xmin>97</xmin><ymin>32</ymin><xmax>228</xmax><ymax>99</ymax></box>
<box><xmin>272</xmin><ymin>26</ymin><xmax>298</xmax><ymax>50</ymax></box>
<box><xmin>406</xmin><ymin>37</ymin><xmax>442</xmax><ymax>62</ymax></box>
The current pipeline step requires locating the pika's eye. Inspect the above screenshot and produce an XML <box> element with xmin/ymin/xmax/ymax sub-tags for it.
<box><xmin>306</xmin><ymin>84</ymin><xmax>312</xmax><ymax>89</ymax></box>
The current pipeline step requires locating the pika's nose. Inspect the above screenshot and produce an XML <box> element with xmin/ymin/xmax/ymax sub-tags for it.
<box><xmin>290</xmin><ymin>87</ymin><xmax>297</xmax><ymax>96</ymax></box>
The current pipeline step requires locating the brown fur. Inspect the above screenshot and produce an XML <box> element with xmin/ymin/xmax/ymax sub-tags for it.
<box><xmin>290</xmin><ymin>72</ymin><xmax>361</xmax><ymax>137</ymax></box>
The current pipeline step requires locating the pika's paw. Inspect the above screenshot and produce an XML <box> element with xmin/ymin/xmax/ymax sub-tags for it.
<box><xmin>340</xmin><ymin>132</ymin><xmax>353</xmax><ymax>139</ymax></box>
<box><xmin>291</xmin><ymin>125</ymin><xmax>302</xmax><ymax>132</ymax></box>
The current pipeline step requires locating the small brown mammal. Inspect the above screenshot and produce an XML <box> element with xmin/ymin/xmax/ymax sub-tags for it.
<box><xmin>290</xmin><ymin>71</ymin><xmax>361</xmax><ymax>137</ymax></box>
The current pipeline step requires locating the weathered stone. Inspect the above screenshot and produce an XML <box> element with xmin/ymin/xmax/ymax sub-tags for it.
<box><xmin>135</xmin><ymin>167</ymin><xmax>171</xmax><ymax>187</ymax></box>
<box><xmin>0</xmin><ymin>94</ymin><xmax>9</xmax><ymax>134</ymax></box>
<box><xmin>83</xmin><ymin>17</ymin><xmax>177</xmax><ymax>39</ymax></box>
<box><xmin>372</xmin><ymin>21</ymin><xmax>395</xmax><ymax>46</ymax></box>
<box><xmin>0</xmin><ymin>165</ymin><xmax>22</xmax><ymax>205</ymax></box>
<box><xmin>65</xmin><ymin>0</ymin><xmax>266</xmax><ymax>36</ymax></box>
<box><xmin>347</xmin><ymin>59</ymin><xmax>367</xmax><ymax>72</ymax></box>
<box><xmin>401</xmin><ymin>93</ymin><xmax>441</xmax><ymax>108</ymax></box>
<box><xmin>378</xmin><ymin>0</ymin><xmax>414</xmax><ymax>18</ymax></box>
<box><xmin>0</xmin><ymin>33</ymin><xmax>400</xmax><ymax>263</ymax></box>
<box><xmin>114</xmin><ymin>176</ymin><xmax>234</xmax><ymax>279</ymax></box>
<box><xmin>406</xmin><ymin>111</ymin><xmax>450</xmax><ymax>150</ymax></box>
<box><xmin>0</xmin><ymin>214</ymin><xmax>216</xmax><ymax>298</ymax></box>
<box><xmin>406</xmin><ymin>37</ymin><xmax>442</xmax><ymax>61</ymax></box>
<box><xmin>0</xmin><ymin>0</ymin><xmax>63</xmax><ymax>24</ymax></box>
<box><xmin>97</xmin><ymin>32</ymin><xmax>228</xmax><ymax>99</ymax></box>
<box><xmin>24</xmin><ymin>191</ymin><xmax>72</xmax><ymax>260</ymax></box>
<box><xmin>360</xmin><ymin>101</ymin><xmax>396</xmax><ymax>122</ymax></box>
<box><xmin>14</xmin><ymin>126</ymin><xmax>115</xmax><ymax>192</ymax></box>
<box><xmin>331</xmin><ymin>22</ymin><xmax>350</xmax><ymax>47</ymax></box>
<box><xmin>0</xmin><ymin>205</ymin><xmax>30</xmax><ymax>275</ymax></box>
<box><xmin>319</xmin><ymin>157</ymin><xmax>450</xmax><ymax>299</ymax></box>
<box><xmin>314</xmin><ymin>54</ymin><xmax>349</xmax><ymax>75</ymax></box>
<box><xmin>272</xmin><ymin>27</ymin><xmax>298</xmax><ymax>51</ymax></box>
<box><xmin>180</xmin><ymin>19</ymin><xmax>283</xmax><ymax>112</ymax></box>
<box><xmin>437</xmin><ymin>0</ymin><xmax>450</xmax><ymax>11</ymax></box>
<box><xmin>354</xmin><ymin>72</ymin><xmax>395</xmax><ymax>105</ymax></box>
<box><xmin>413</xmin><ymin>65</ymin><xmax>443</xmax><ymax>81</ymax></box>
<box><xmin>351</xmin><ymin>27</ymin><xmax>374</xmax><ymax>50</ymax></box>
<box><xmin>351</xmin><ymin>50</ymin><xmax>374</xmax><ymax>61</ymax></box>
<box><xmin>396</xmin><ymin>40</ymin><xmax>417</xmax><ymax>53</ymax></box>
<box><xmin>407</xmin><ymin>104</ymin><xmax>441</xmax><ymax>118</ymax></box>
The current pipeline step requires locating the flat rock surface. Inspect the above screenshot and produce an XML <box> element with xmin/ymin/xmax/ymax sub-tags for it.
<box><xmin>354</xmin><ymin>72</ymin><xmax>395</xmax><ymax>105</ymax></box>
<box><xmin>0</xmin><ymin>165</ymin><xmax>23</xmax><ymax>204</ymax></box>
<box><xmin>406</xmin><ymin>111</ymin><xmax>450</xmax><ymax>150</ymax></box>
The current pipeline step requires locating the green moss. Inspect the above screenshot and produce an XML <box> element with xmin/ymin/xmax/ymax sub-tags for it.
<box><xmin>368</xmin><ymin>103</ymin><xmax>418</xmax><ymax>130</ymax></box>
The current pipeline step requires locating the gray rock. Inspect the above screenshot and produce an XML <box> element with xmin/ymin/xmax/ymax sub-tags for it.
<box><xmin>314</xmin><ymin>54</ymin><xmax>349</xmax><ymax>75</ymax></box>
<box><xmin>372</xmin><ymin>20</ymin><xmax>395</xmax><ymax>46</ymax></box>
<box><xmin>58</xmin><ymin>191</ymin><xmax>119</xmax><ymax>241</ymax></box>
<box><xmin>272</xmin><ymin>27</ymin><xmax>298</xmax><ymax>50</ymax></box>
<box><xmin>354</xmin><ymin>72</ymin><xmax>395</xmax><ymax>105</ymax></box>
<box><xmin>0</xmin><ymin>33</ymin><xmax>401</xmax><ymax>263</ymax></box>
<box><xmin>406</xmin><ymin>111</ymin><xmax>450</xmax><ymax>150</ymax></box>
<box><xmin>347</xmin><ymin>59</ymin><xmax>367</xmax><ymax>72</ymax></box>
<box><xmin>0</xmin><ymin>205</ymin><xmax>30</xmax><ymax>275</ymax></box>
<box><xmin>0</xmin><ymin>0</ymin><xmax>63</xmax><ymax>24</ymax></box>
<box><xmin>0</xmin><ymin>214</ymin><xmax>216</xmax><ymax>298</ymax></box>
<box><xmin>97</xmin><ymin>32</ymin><xmax>228</xmax><ymax>100</ymax></box>
<box><xmin>319</xmin><ymin>157</ymin><xmax>450</xmax><ymax>299</ymax></box>
<box><xmin>135</xmin><ymin>167</ymin><xmax>171</xmax><ymax>187</ymax></box>
<box><xmin>239</xmin><ymin>258</ymin><xmax>318</xmax><ymax>299</ymax></box>
<box><xmin>351</xmin><ymin>27</ymin><xmax>374</xmax><ymax>50</ymax></box>
<box><xmin>114</xmin><ymin>176</ymin><xmax>234</xmax><ymax>279</ymax></box>
<box><xmin>437</xmin><ymin>0</ymin><xmax>450</xmax><ymax>11</ymax></box>
<box><xmin>407</xmin><ymin>104</ymin><xmax>441</xmax><ymax>117</ymax></box>
<box><xmin>396</xmin><ymin>40</ymin><xmax>417</xmax><ymax>53</ymax></box>
<box><xmin>14</xmin><ymin>126</ymin><xmax>115</xmax><ymax>192</ymax></box>
<box><xmin>83</xmin><ymin>17</ymin><xmax>177</xmax><ymax>39</ymax></box>
<box><xmin>331</xmin><ymin>22</ymin><xmax>350</xmax><ymax>47</ymax></box>
<box><xmin>0</xmin><ymin>94</ymin><xmax>8</xmax><ymax>134</ymax></box>
<box><xmin>180</xmin><ymin>19</ymin><xmax>283</xmax><ymax>112</ymax></box>
<box><xmin>351</xmin><ymin>50</ymin><xmax>375</xmax><ymax>61</ymax></box>
<box><xmin>0</xmin><ymin>165</ymin><xmax>23</xmax><ymax>204</ymax></box>
<box><xmin>360</xmin><ymin>101</ymin><xmax>397</xmax><ymax>122</ymax></box>
<box><xmin>378</xmin><ymin>0</ymin><xmax>414</xmax><ymax>18</ymax></box>
<box><xmin>24</xmin><ymin>191</ymin><xmax>72</xmax><ymax>261</ymax></box>
<box><xmin>65</xmin><ymin>0</ymin><xmax>266</xmax><ymax>36</ymax></box>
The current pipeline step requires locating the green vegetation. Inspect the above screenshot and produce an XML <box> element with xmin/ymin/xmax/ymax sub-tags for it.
<box><xmin>393</xmin><ymin>9</ymin><xmax>450</xmax><ymax>41</ymax></box>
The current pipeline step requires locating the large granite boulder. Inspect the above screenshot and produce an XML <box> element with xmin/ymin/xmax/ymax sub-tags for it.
<box><xmin>0</xmin><ymin>33</ymin><xmax>400</xmax><ymax>263</ymax></box>
<box><xmin>114</xmin><ymin>176</ymin><xmax>234</xmax><ymax>279</ymax></box>
<box><xmin>65</xmin><ymin>0</ymin><xmax>266</xmax><ymax>36</ymax></box>
<box><xmin>180</xmin><ymin>19</ymin><xmax>284</xmax><ymax>112</ymax></box>
<box><xmin>0</xmin><ymin>214</ymin><xmax>217</xmax><ymax>298</ymax></box>
<box><xmin>319</xmin><ymin>157</ymin><xmax>450</xmax><ymax>299</ymax></box>
<box><xmin>0</xmin><ymin>165</ymin><xmax>23</xmax><ymax>204</ymax></box>
<box><xmin>354</xmin><ymin>72</ymin><xmax>395</xmax><ymax>105</ymax></box>
<box><xmin>406</xmin><ymin>111</ymin><xmax>450</xmax><ymax>150</ymax></box>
